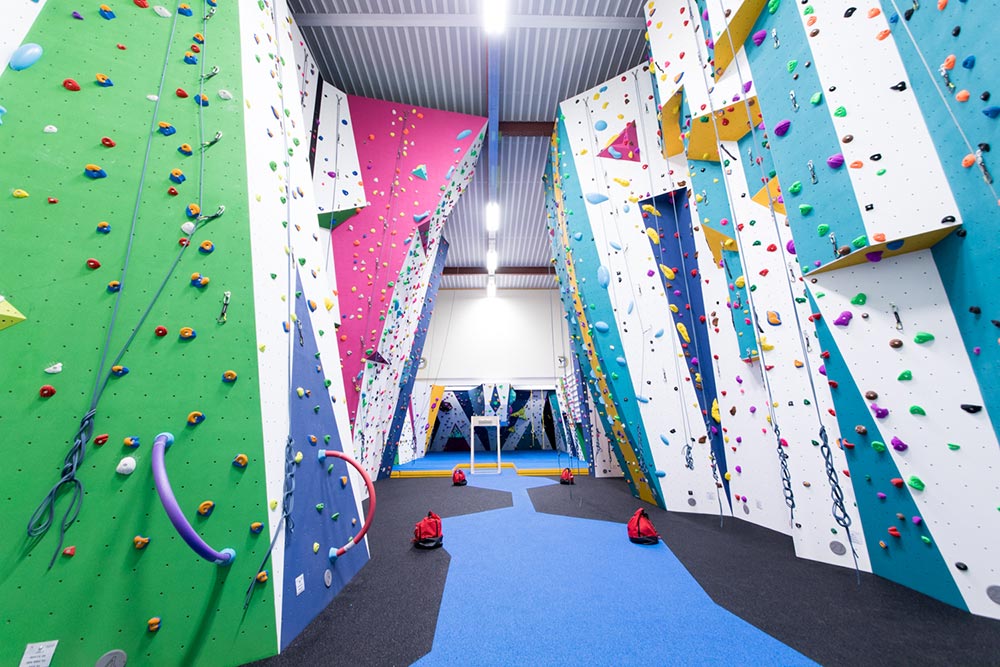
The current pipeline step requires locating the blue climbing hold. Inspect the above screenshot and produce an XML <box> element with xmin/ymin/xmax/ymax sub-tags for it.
<box><xmin>885</xmin><ymin>239</ymin><xmax>905</xmax><ymax>251</ymax></box>
<box><xmin>597</xmin><ymin>265</ymin><xmax>610</xmax><ymax>288</ymax></box>
<box><xmin>593</xmin><ymin>321</ymin><xmax>610</xmax><ymax>333</ymax></box>
<box><xmin>982</xmin><ymin>106</ymin><xmax>1000</xmax><ymax>119</ymax></box>
<box><xmin>456</xmin><ymin>129</ymin><xmax>471</xmax><ymax>140</ymax></box>
<box><xmin>594</xmin><ymin>120</ymin><xmax>608</xmax><ymax>131</ymax></box>
<box><xmin>609</xmin><ymin>241</ymin><xmax>622</xmax><ymax>251</ymax></box>
<box><xmin>659</xmin><ymin>435</ymin><xmax>670</xmax><ymax>446</ymax></box>
<box><xmin>962</xmin><ymin>55</ymin><xmax>975</xmax><ymax>70</ymax></box>
<box><xmin>585</xmin><ymin>192</ymin><xmax>609</xmax><ymax>205</ymax></box>
<box><xmin>654</xmin><ymin>329</ymin><xmax>664</xmax><ymax>338</ymax></box>
<box><xmin>9</xmin><ymin>43</ymin><xmax>43</xmax><ymax>71</ymax></box>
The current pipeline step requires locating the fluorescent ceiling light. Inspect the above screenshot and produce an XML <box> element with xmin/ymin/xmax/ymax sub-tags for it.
<box><xmin>487</xmin><ymin>274</ymin><xmax>497</xmax><ymax>298</ymax></box>
<box><xmin>486</xmin><ymin>248</ymin><xmax>498</xmax><ymax>273</ymax></box>
<box><xmin>483</xmin><ymin>0</ymin><xmax>506</xmax><ymax>34</ymax></box>
<box><xmin>485</xmin><ymin>201</ymin><xmax>500</xmax><ymax>232</ymax></box>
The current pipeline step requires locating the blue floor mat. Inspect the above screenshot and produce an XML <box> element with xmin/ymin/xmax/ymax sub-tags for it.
<box><xmin>414</xmin><ymin>472</ymin><xmax>815</xmax><ymax>666</ymax></box>
<box><xmin>395</xmin><ymin>450</ymin><xmax>589</xmax><ymax>472</ymax></box>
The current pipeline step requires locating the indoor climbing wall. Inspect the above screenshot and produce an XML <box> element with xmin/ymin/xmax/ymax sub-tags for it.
<box><xmin>427</xmin><ymin>390</ymin><xmax>476</xmax><ymax>452</ymax></box>
<box><xmin>541</xmin><ymin>0</ymin><xmax>999</xmax><ymax>617</ymax></box>
<box><xmin>400</xmin><ymin>381</ymin><xmax>444</xmax><ymax>465</ymax></box>
<box><xmin>350</xmin><ymin>120</ymin><xmax>484</xmax><ymax>480</ymax></box>
<box><xmin>0</xmin><ymin>1</ymin><xmax>368</xmax><ymax>664</ymax></box>
<box><xmin>330</xmin><ymin>97</ymin><xmax>486</xmax><ymax>435</ymax></box>
<box><xmin>503</xmin><ymin>390</ymin><xmax>554</xmax><ymax>450</ymax></box>
<box><xmin>310</xmin><ymin>84</ymin><xmax>366</xmax><ymax>229</ymax></box>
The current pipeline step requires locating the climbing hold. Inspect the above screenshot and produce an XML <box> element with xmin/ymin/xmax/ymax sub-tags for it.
<box><xmin>955</xmin><ymin>562</ymin><xmax>968</xmax><ymax>571</ymax></box>
<box><xmin>197</xmin><ymin>500</ymin><xmax>215</xmax><ymax>516</ymax></box>
<box><xmin>898</xmin><ymin>370</ymin><xmax>912</xmax><ymax>381</ymax></box>
<box><xmin>913</xmin><ymin>332</ymin><xmax>935</xmax><ymax>344</ymax></box>
<box><xmin>256</xmin><ymin>571</ymin><xmax>269</xmax><ymax>583</ymax></box>
<box><xmin>826</xmin><ymin>153</ymin><xmax>845</xmax><ymax>169</ymax></box>
<box><xmin>39</xmin><ymin>385</ymin><xmax>56</xmax><ymax>398</ymax></box>
<box><xmin>218</xmin><ymin>89</ymin><xmax>233</xmax><ymax>100</ymax></box>
<box><xmin>891</xmin><ymin>436</ymin><xmax>908</xmax><ymax>452</ymax></box>
<box><xmin>250</xmin><ymin>522</ymin><xmax>264</xmax><ymax>534</ymax></box>
<box><xmin>593</xmin><ymin>321</ymin><xmax>610</xmax><ymax>333</ymax></box>
<box><xmin>147</xmin><ymin>618</ymin><xmax>161</xmax><ymax>632</ymax></box>
<box><xmin>774</xmin><ymin>119</ymin><xmax>791</xmax><ymax>137</ymax></box>
<box><xmin>232</xmin><ymin>454</ymin><xmax>249</xmax><ymax>468</ymax></box>
<box><xmin>95</xmin><ymin>73</ymin><xmax>113</xmax><ymax>87</ymax></box>
<box><xmin>133</xmin><ymin>536</ymin><xmax>150</xmax><ymax>549</ymax></box>
<box><xmin>817</xmin><ymin>223</ymin><xmax>830</xmax><ymax>237</ymax></box>
<box><xmin>222</xmin><ymin>370</ymin><xmax>238</xmax><ymax>383</ymax></box>
<box><xmin>888</xmin><ymin>526</ymin><xmax>902</xmax><ymax>538</ymax></box>
<box><xmin>101</xmin><ymin>136</ymin><xmax>116</xmax><ymax>148</ymax></box>
<box><xmin>799</xmin><ymin>204</ymin><xmax>814</xmax><ymax>216</ymax></box>
<box><xmin>585</xmin><ymin>193</ymin><xmax>609</xmax><ymax>205</ymax></box>
<box><xmin>833</xmin><ymin>311</ymin><xmax>853</xmax><ymax>327</ymax></box>
<box><xmin>84</xmin><ymin>164</ymin><xmax>108</xmax><ymax>179</ymax></box>
<box><xmin>767</xmin><ymin>311</ymin><xmax>781</xmax><ymax>326</ymax></box>
<box><xmin>198</xmin><ymin>240</ymin><xmax>214</xmax><ymax>255</ymax></box>
<box><xmin>340</xmin><ymin>476</ymin><xmax>349</xmax><ymax>488</ymax></box>
<box><xmin>871</xmin><ymin>441</ymin><xmax>887</xmax><ymax>452</ymax></box>
<box><xmin>187</xmin><ymin>411</ymin><xmax>205</xmax><ymax>425</ymax></box>
<box><xmin>909</xmin><ymin>405</ymin><xmax>926</xmax><ymax>416</ymax></box>
<box><xmin>178</xmin><ymin>143</ymin><xmax>193</xmax><ymax>156</ymax></box>
<box><xmin>907</xmin><ymin>476</ymin><xmax>925</xmax><ymax>491</ymax></box>
<box><xmin>12</xmin><ymin>189</ymin><xmax>29</xmax><ymax>199</ymax></box>
<box><xmin>183</xmin><ymin>52</ymin><xmax>198</xmax><ymax>65</ymax></box>
<box><xmin>44</xmin><ymin>363</ymin><xmax>63</xmax><ymax>374</ymax></box>
<box><xmin>194</xmin><ymin>94</ymin><xmax>209</xmax><ymax>107</ymax></box>
<box><xmin>185</xmin><ymin>203</ymin><xmax>200</xmax><ymax>218</ymax></box>
<box><xmin>9</xmin><ymin>43</ymin><xmax>43</xmax><ymax>71</ymax></box>
<box><xmin>169</xmin><ymin>168</ymin><xmax>186</xmax><ymax>184</ymax></box>
<box><xmin>960</xmin><ymin>404</ymin><xmax>983</xmax><ymax>414</ymax></box>
<box><xmin>752</xmin><ymin>29</ymin><xmax>767</xmax><ymax>46</ymax></box>
<box><xmin>660</xmin><ymin>265</ymin><xmax>675</xmax><ymax>280</ymax></box>
<box><xmin>111</xmin><ymin>365</ymin><xmax>129</xmax><ymax>378</ymax></box>
<box><xmin>189</xmin><ymin>273</ymin><xmax>209</xmax><ymax>288</ymax></box>
<box><xmin>889</xmin><ymin>339</ymin><xmax>903</xmax><ymax>349</ymax></box>
<box><xmin>98</xmin><ymin>4</ymin><xmax>116</xmax><ymax>19</ymax></box>
<box><xmin>62</xmin><ymin>78</ymin><xmax>81</xmax><ymax>91</ymax></box>
<box><xmin>86</xmin><ymin>258</ymin><xmax>101</xmax><ymax>270</ymax></box>
<box><xmin>116</xmin><ymin>457</ymin><xmax>137</xmax><ymax>475</ymax></box>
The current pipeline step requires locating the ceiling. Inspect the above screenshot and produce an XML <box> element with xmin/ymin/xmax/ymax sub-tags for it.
<box><xmin>289</xmin><ymin>0</ymin><xmax>649</xmax><ymax>289</ymax></box>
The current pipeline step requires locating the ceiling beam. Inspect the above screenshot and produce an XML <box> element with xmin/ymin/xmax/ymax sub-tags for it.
<box><xmin>292</xmin><ymin>13</ymin><xmax>646</xmax><ymax>30</ymax></box>
<box><xmin>444</xmin><ymin>266</ymin><xmax>555</xmax><ymax>276</ymax></box>
<box><xmin>499</xmin><ymin>121</ymin><xmax>553</xmax><ymax>137</ymax></box>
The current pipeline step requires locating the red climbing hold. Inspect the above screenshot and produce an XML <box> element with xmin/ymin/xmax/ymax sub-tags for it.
<box><xmin>154</xmin><ymin>326</ymin><xmax>168</xmax><ymax>337</ymax></box>
<box><xmin>62</xmin><ymin>546</ymin><xmax>76</xmax><ymax>557</ymax></box>
<box><xmin>176</xmin><ymin>88</ymin><xmax>188</xmax><ymax>98</ymax></box>
<box><xmin>47</xmin><ymin>197</ymin><xmax>58</xmax><ymax>204</ymax></box>
<box><xmin>39</xmin><ymin>385</ymin><xmax>56</xmax><ymax>398</ymax></box>
<box><xmin>117</xmin><ymin>44</ymin><xmax>127</xmax><ymax>50</ymax></box>
<box><xmin>94</xmin><ymin>433</ymin><xmax>109</xmax><ymax>445</ymax></box>
<box><xmin>134</xmin><ymin>0</ymin><xmax>149</xmax><ymax>6</ymax></box>
<box><xmin>887</xmin><ymin>526</ymin><xmax>901</xmax><ymax>538</ymax></box>
<box><xmin>62</xmin><ymin>78</ymin><xmax>81</xmax><ymax>91</ymax></box>
<box><xmin>86</xmin><ymin>258</ymin><xmax>101</xmax><ymax>269</ymax></box>
<box><xmin>168</xmin><ymin>187</ymin><xmax>179</xmax><ymax>196</ymax></box>
<box><xmin>101</xmin><ymin>136</ymin><xmax>116</xmax><ymax>147</ymax></box>
<box><xmin>890</xmin><ymin>477</ymin><xmax>905</xmax><ymax>488</ymax></box>
<box><xmin>178</xmin><ymin>238</ymin><xmax>190</xmax><ymax>247</ymax></box>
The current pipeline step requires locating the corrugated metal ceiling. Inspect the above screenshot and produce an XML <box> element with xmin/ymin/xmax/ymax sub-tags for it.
<box><xmin>440</xmin><ymin>273</ymin><xmax>558</xmax><ymax>290</ymax></box>
<box><xmin>289</xmin><ymin>0</ymin><xmax>647</xmax><ymax>276</ymax></box>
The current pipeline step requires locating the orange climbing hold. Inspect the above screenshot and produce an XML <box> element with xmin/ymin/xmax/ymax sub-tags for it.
<box><xmin>937</xmin><ymin>0</ymin><xmax>948</xmax><ymax>9</ymax></box>
<box><xmin>956</xmin><ymin>90</ymin><xmax>970</xmax><ymax>102</ymax></box>
<box><xmin>962</xmin><ymin>154</ymin><xmax>977</xmax><ymax>168</ymax></box>
<box><xmin>867</xmin><ymin>8</ymin><xmax>881</xmax><ymax>17</ymax></box>
<box><xmin>876</xmin><ymin>29</ymin><xmax>891</xmax><ymax>41</ymax></box>
<box><xmin>873</xmin><ymin>232</ymin><xmax>886</xmax><ymax>242</ymax></box>
<box><xmin>942</xmin><ymin>55</ymin><xmax>956</xmax><ymax>70</ymax></box>
<box><xmin>849</xmin><ymin>160</ymin><xmax>863</xmax><ymax>169</ymax></box>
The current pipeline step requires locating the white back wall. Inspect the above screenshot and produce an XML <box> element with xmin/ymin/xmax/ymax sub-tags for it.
<box><xmin>417</xmin><ymin>289</ymin><xmax>570</xmax><ymax>387</ymax></box>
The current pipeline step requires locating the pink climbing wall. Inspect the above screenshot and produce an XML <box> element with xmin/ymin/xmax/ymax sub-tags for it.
<box><xmin>333</xmin><ymin>95</ymin><xmax>486</xmax><ymax>422</ymax></box>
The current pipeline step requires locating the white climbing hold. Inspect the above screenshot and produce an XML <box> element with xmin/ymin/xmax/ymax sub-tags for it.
<box><xmin>153</xmin><ymin>5</ymin><xmax>171</xmax><ymax>17</ymax></box>
<box><xmin>218</xmin><ymin>89</ymin><xmax>233</xmax><ymax>100</ymax></box>
<box><xmin>43</xmin><ymin>125</ymin><xmax>58</xmax><ymax>133</ymax></box>
<box><xmin>146</xmin><ymin>94</ymin><xmax>159</xmax><ymax>102</ymax></box>
<box><xmin>116</xmin><ymin>456</ymin><xmax>137</xmax><ymax>475</ymax></box>
<box><xmin>181</xmin><ymin>221</ymin><xmax>196</xmax><ymax>235</ymax></box>
<box><xmin>44</xmin><ymin>362</ymin><xmax>63</xmax><ymax>374</ymax></box>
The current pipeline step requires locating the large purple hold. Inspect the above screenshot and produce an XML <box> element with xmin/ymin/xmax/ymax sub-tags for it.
<box><xmin>752</xmin><ymin>29</ymin><xmax>768</xmax><ymax>46</ymax></box>
<box><xmin>865</xmin><ymin>251</ymin><xmax>884</xmax><ymax>263</ymax></box>
<box><xmin>774</xmin><ymin>119</ymin><xmax>792</xmax><ymax>137</ymax></box>
<box><xmin>786</xmin><ymin>239</ymin><xmax>796</xmax><ymax>255</ymax></box>
<box><xmin>834</xmin><ymin>311</ymin><xmax>853</xmax><ymax>326</ymax></box>
<box><xmin>871</xmin><ymin>403</ymin><xmax>889</xmax><ymax>419</ymax></box>
<box><xmin>827</xmin><ymin>153</ymin><xmax>845</xmax><ymax>169</ymax></box>
<box><xmin>891</xmin><ymin>436</ymin><xmax>908</xmax><ymax>452</ymax></box>
<box><xmin>743</xmin><ymin>80</ymin><xmax>753</xmax><ymax>93</ymax></box>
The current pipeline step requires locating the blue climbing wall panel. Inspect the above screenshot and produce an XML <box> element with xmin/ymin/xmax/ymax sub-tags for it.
<box><xmin>280</xmin><ymin>275</ymin><xmax>368</xmax><ymax>649</ymax></box>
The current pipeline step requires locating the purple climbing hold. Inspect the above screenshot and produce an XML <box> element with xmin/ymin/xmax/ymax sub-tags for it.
<box><xmin>865</xmin><ymin>251</ymin><xmax>884</xmax><ymax>262</ymax></box>
<box><xmin>818</xmin><ymin>364</ymin><xmax>827</xmax><ymax>376</ymax></box>
<box><xmin>834</xmin><ymin>311</ymin><xmax>853</xmax><ymax>326</ymax></box>
<box><xmin>871</xmin><ymin>403</ymin><xmax>889</xmax><ymax>419</ymax></box>
<box><xmin>72</xmin><ymin>11</ymin><xmax>84</xmax><ymax>19</ymax></box>
<box><xmin>752</xmin><ymin>29</ymin><xmax>768</xmax><ymax>46</ymax></box>
<box><xmin>774</xmin><ymin>119</ymin><xmax>792</xmax><ymax>137</ymax></box>
<box><xmin>743</xmin><ymin>80</ymin><xmax>753</xmax><ymax>93</ymax></box>
<box><xmin>877</xmin><ymin>492</ymin><xmax>887</xmax><ymax>500</ymax></box>
<box><xmin>891</xmin><ymin>436</ymin><xmax>908</xmax><ymax>452</ymax></box>
<box><xmin>827</xmin><ymin>153</ymin><xmax>845</xmax><ymax>169</ymax></box>
<box><xmin>786</xmin><ymin>239</ymin><xmax>796</xmax><ymax>255</ymax></box>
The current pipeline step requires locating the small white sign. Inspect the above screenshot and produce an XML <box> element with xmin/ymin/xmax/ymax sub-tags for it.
<box><xmin>19</xmin><ymin>641</ymin><xmax>58</xmax><ymax>667</ymax></box>
<box><xmin>295</xmin><ymin>573</ymin><xmax>305</xmax><ymax>596</ymax></box>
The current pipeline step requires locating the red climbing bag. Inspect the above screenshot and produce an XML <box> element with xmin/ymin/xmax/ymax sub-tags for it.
<box><xmin>452</xmin><ymin>468</ymin><xmax>467</xmax><ymax>486</ymax></box>
<box><xmin>627</xmin><ymin>508</ymin><xmax>659</xmax><ymax>545</ymax></box>
<box><xmin>560</xmin><ymin>467</ymin><xmax>574</xmax><ymax>485</ymax></box>
<box><xmin>413</xmin><ymin>511</ymin><xmax>443</xmax><ymax>549</ymax></box>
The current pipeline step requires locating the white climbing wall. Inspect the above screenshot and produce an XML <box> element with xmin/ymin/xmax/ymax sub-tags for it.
<box><xmin>810</xmin><ymin>250</ymin><xmax>1000</xmax><ymax>615</ymax></box>
<box><xmin>312</xmin><ymin>84</ymin><xmax>366</xmax><ymax>218</ymax></box>
<box><xmin>238</xmin><ymin>3</ymin><xmax>367</xmax><ymax>641</ymax></box>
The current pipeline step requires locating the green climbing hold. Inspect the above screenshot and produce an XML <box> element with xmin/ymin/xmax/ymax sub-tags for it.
<box><xmin>850</xmin><ymin>293</ymin><xmax>867</xmax><ymax>305</ymax></box>
<box><xmin>851</xmin><ymin>235</ymin><xmax>868</xmax><ymax>249</ymax></box>
<box><xmin>834</xmin><ymin>106</ymin><xmax>847</xmax><ymax>117</ymax></box>
<box><xmin>799</xmin><ymin>204</ymin><xmax>814</xmax><ymax>216</ymax></box>
<box><xmin>331</xmin><ymin>512</ymin><xmax>340</xmax><ymax>521</ymax></box>
<box><xmin>768</xmin><ymin>0</ymin><xmax>780</xmax><ymax>14</ymax></box>
<box><xmin>898</xmin><ymin>370</ymin><xmax>913</xmax><ymax>381</ymax></box>
<box><xmin>269</xmin><ymin>161</ymin><xmax>278</xmax><ymax>172</ymax></box>
<box><xmin>803</xmin><ymin>398</ymin><xmax>811</xmax><ymax>405</ymax></box>
<box><xmin>871</xmin><ymin>441</ymin><xmax>887</xmax><ymax>452</ymax></box>
<box><xmin>795</xmin><ymin>297</ymin><xmax>807</xmax><ymax>304</ymax></box>
<box><xmin>876</xmin><ymin>169</ymin><xmax>886</xmax><ymax>176</ymax></box>
<box><xmin>914</xmin><ymin>332</ymin><xmax>935</xmax><ymax>344</ymax></box>
<box><xmin>817</xmin><ymin>223</ymin><xmax>830</xmax><ymax>236</ymax></box>
<box><xmin>787</xmin><ymin>60</ymin><xmax>798</xmax><ymax>73</ymax></box>
<box><xmin>788</xmin><ymin>181</ymin><xmax>803</xmax><ymax>194</ymax></box>
<box><xmin>327</xmin><ymin>464</ymin><xmax>335</xmax><ymax>474</ymax></box>
<box><xmin>298</xmin><ymin>257</ymin><xmax>307</xmax><ymax>266</ymax></box>
<box><xmin>324</xmin><ymin>435</ymin><xmax>331</xmax><ymax>443</ymax></box>
<box><xmin>324</xmin><ymin>379</ymin><xmax>332</xmax><ymax>388</ymax></box>
<box><xmin>315</xmin><ymin>503</ymin><xmax>325</xmax><ymax>512</ymax></box>
<box><xmin>907</xmin><ymin>476</ymin><xmax>926</xmax><ymax>491</ymax></box>
<box><xmin>810</xmin><ymin>92</ymin><xmax>823</xmax><ymax>105</ymax></box>
<box><xmin>921</xmin><ymin>536</ymin><xmax>932</xmax><ymax>545</ymax></box>
<box><xmin>947</xmin><ymin>443</ymin><xmax>961</xmax><ymax>451</ymax></box>
<box><xmin>909</xmin><ymin>405</ymin><xmax>926</xmax><ymax>415</ymax></box>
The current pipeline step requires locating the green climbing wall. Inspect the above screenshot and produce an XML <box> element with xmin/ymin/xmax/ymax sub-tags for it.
<box><xmin>0</xmin><ymin>3</ymin><xmax>280</xmax><ymax>664</ymax></box>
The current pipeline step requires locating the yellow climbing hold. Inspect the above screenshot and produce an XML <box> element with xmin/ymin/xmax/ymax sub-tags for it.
<box><xmin>760</xmin><ymin>336</ymin><xmax>774</xmax><ymax>351</ymax></box>
<box><xmin>677</xmin><ymin>322</ymin><xmax>690</xmax><ymax>343</ymax></box>
<box><xmin>722</xmin><ymin>238</ymin><xmax>738</xmax><ymax>251</ymax></box>
<box><xmin>0</xmin><ymin>296</ymin><xmax>27</xmax><ymax>332</ymax></box>
<box><xmin>669</xmin><ymin>304</ymin><xmax>679</xmax><ymax>313</ymax></box>
<box><xmin>642</xmin><ymin>204</ymin><xmax>661</xmax><ymax>217</ymax></box>
<box><xmin>646</xmin><ymin>228</ymin><xmax>660</xmax><ymax>244</ymax></box>
<box><xmin>12</xmin><ymin>189</ymin><xmax>29</xmax><ymax>198</ymax></box>
<box><xmin>794</xmin><ymin>359</ymin><xmax>804</xmax><ymax>368</ymax></box>
<box><xmin>613</xmin><ymin>177</ymin><xmax>630</xmax><ymax>187</ymax></box>
<box><xmin>735</xmin><ymin>275</ymin><xmax>746</xmax><ymax>289</ymax></box>
<box><xmin>711</xmin><ymin>398</ymin><xmax>721</xmax><ymax>423</ymax></box>
<box><xmin>324</xmin><ymin>297</ymin><xmax>335</xmax><ymax>311</ymax></box>
<box><xmin>660</xmin><ymin>264</ymin><xmax>675</xmax><ymax>280</ymax></box>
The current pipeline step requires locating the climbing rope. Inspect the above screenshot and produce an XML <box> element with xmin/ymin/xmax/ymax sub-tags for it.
<box><xmin>27</xmin><ymin>8</ymin><xmax>194</xmax><ymax>568</ymax></box>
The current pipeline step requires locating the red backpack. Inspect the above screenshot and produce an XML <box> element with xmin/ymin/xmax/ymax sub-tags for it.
<box><xmin>413</xmin><ymin>511</ymin><xmax>443</xmax><ymax>549</ymax></box>
<box><xmin>559</xmin><ymin>467</ymin><xmax>574</xmax><ymax>485</ymax></box>
<box><xmin>452</xmin><ymin>468</ymin><xmax>467</xmax><ymax>486</ymax></box>
<box><xmin>627</xmin><ymin>508</ymin><xmax>659</xmax><ymax>545</ymax></box>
